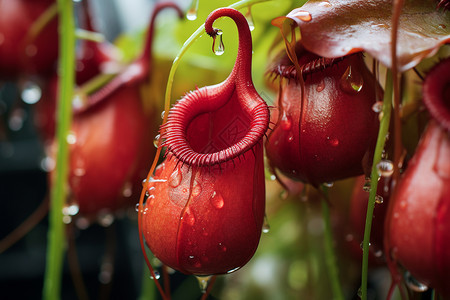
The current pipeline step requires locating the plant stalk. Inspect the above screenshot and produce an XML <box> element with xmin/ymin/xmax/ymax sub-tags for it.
<box><xmin>360</xmin><ymin>70</ymin><xmax>393</xmax><ymax>300</ymax></box>
<box><xmin>42</xmin><ymin>0</ymin><xmax>75</xmax><ymax>299</ymax></box>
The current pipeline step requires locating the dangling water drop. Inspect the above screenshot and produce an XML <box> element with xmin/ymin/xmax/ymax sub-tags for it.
<box><xmin>280</xmin><ymin>114</ymin><xmax>292</xmax><ymax>130</ymax></box>
<box><xmin>340</xmin><ymin>65</ymin><xmax>364</xmax><ymax>94</ymax></box>
<box><xmin>212</xmin><ymin>29</ymin><xmax>225</xmax><ymax>56</ymax></box>
<box><xmin>153</xmin><ymin>134</ymin><xmax>160</xmax><ymax>148</ymax></box>
<box><xmin>195</xmin><ymin>275</ymin><xmax>212</xmax><ymax>293</ymax></box>
<box><xmin>21</xmin><ymin>81</ymin><xmax>42</xmax><ymax>104</ymax></box>
<box><xmin>262</xmin><ymin>215</ymin><xmax>270</xmax><ymax>233</ymax></box>
<box><xmin>186</xmin><ymin>0</ymin><xmax>199</xmax><ymax>21</ymax></box>
<box><xmin>245</xmin><ymin>7</ymin><xmax>255</xmax><ymax>31</ymax></box>
<box><xmin>160</xmin><ymin>110</ymin><xmax>165</xmax><ymax>120</ymax></box>
<box><xmin>316</xmin><ymin>79</ymin><xmax>325</xmax><ymax>92</ymax></box>
<box><xmin>404</xmin><ymin>271</ymin><xmax>428</xmax><ymax>292</ymax></box>
<box><xmin>376</xmin><ymin>159</ymin><xmax>394</xmax><ymax>177</ymax></box>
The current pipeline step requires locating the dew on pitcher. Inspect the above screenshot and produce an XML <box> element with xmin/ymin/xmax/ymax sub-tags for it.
<box><xmin>8</xmin><ymin>108</ymin><xmax>26</xmax><ymax>131</ymax></box>
<box><xmin>148</xmin><ymin>177</ymin><xmax>167</xmax><ymax>183</ymax></box>
<box><xmin>210</xmin><ymin>191</ymin><xmax>224</xmax><ymax>209</ymax></box>
<box><xmin>404</xmin><ymin>271</ymin><xmax>428</xmax><ymax>292</ymax></box>
<box><xmin>377</xmin><ymin>159</ymin><xmax>394</xmax><ymax>177</ymax></box>
<box><xmin>168</xmin><ymin>167</ymin><xmax>182</xmax><ymax>188</ymax></box>
<box><xmin>217</xmin><ymin>242</ymin><xmax>227</xmax><ymax>252</ymax></box>
<box><xmin>97</xmin><ymin>212</ymin><xmax>114</xmax><ymax>227</ymax></box>
<box><xmin>186</xmin><ymin>0</ymin><xmax>199</xmax><ymax>21</ymax></box>
<box><xmin>153</xmin><ymin>134</ymin><xmax>160</xmax><ymax>148</ymax></box>
<box><xmin>327</xmin><ymin>137</ymin><xmax>339</xmax><ymax>147</ymax></box>
<box><xmin>212</xmin><ymin>30</ymin><xmax>225</xmax><ymax>56</ymax></box>
<box><xmin>340</xmin><ymin>65</ymin><xmax>364</xmax><ymax>94</ymax></box>
<box><xmin>150</xmin><ymin>270</ymin><xmax>161</xmax><ymax>280</ymax></box>
<box><xmin>292</xmin><ymin>10</ymin><xmax>312</xmax><ymax>22</ymax></box>
<box><xmin>316</xmin><ymin>79</ymin><xmax>325</xmax><ymax>92</ymax></box>
<box><xmin>245</xmin><ymin>7</ymin><xmax>255</xmax><ymax>31</ymax></box>
<box><xmin>66</xmin><ymin>132</ymin><xmax>77</xmax><ymax>144</ymax></box>
<box><xmin>372</xmin><ymin>101</ymin><xmax>383</xmax><ymax>113</ymax></box>
<box><xmin>281</xmin><ymin>114</ymin><xmax>292</xmax><ymax>130</ymax></box>
<box><xmin>184</xmin><ymin>208</ymin><xmax>196</xmax><ymax>226</ymax></box>
<box><xmin>21</xmin><ymin>81</ymin><xmax>42</xmax><ymax>104</ymax></box>
<box><xmin>196</xmin><ymin>275</ymin><xmax>212</xmax><ymax>293</ymax></box>
<box><xmin>135</xmin><ymin>203</ymin><xmax>141</xmax><ymax>212</ymax></box>
<box><xmin>160</xmin><ymin>110</ymin><xmax>165</xmax><ymax>120</ymax></box>
<box><xmin>375</xmin><ymin>195</ymin><xmax>384</xmax><ymax>204</ymax></box>
<box><xmin>192</xmin><ymin>179</ymin><xmax>202</xmax><ymax>196</ymax></box>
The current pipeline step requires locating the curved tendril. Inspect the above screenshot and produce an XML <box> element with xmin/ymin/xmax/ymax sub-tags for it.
<box><xmin>204</xmin><ymin>7</ymin><xmax>253</xmax><ymax>82</ymax></box>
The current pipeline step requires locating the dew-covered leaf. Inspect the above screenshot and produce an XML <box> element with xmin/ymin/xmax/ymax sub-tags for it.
<box><xmin>273</xmin><ymin>0</ymin><xmax>450</xmax><ymax>72</ymax></box>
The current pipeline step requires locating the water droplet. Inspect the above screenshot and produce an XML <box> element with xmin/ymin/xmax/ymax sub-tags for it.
<box><xmin>371</xmin><ymin>23</ymin><xmax>390</xmax><ymax>29</ymax></box>
<box><xmin>327</xmin><ymin>137</ymin><xmax>339</xmax><ymax>147</ymax></box>
<box><xmin>97</xmin><ymin>212</ymin><xmax>114</xmax><ymax>227</ymax></box>
<box><xmin>160</xmin><ymin>111</ymin><xmax>165</xmax><ymax>120</ymax></box>
<box><xmin>135</xmin><ymin>203</ymin><xmax>140</xmax><ymax>212</ymax></box>
<box><xmin>438</xmin><ymin>24</ymin><xmax>447</xmax><ymax>29</ymax></box>
<box><xmin>210</xmin><ymin>191</ymin><xmax>224</xmax><ymax>209</ymax></box>
<box><xmin>323</xmin><ymin>182</ymin><xmax>334</xmax><ymax>188</ymax></box>
<box><xmin>281</xmin><ymin>114</ymin><xmax>292</xmax><ymax>130</ymax></box>
<box><xmin>192</xmin><ymin>179</ymin><xmax>202</xmax><ymax>196</ymax></box>
<box><xmin>227</xmin><ymin>267</ymin><xmax>241</xmax><ymax>274</ymax></box>
<box><xmin>150</xmin><ymin>271</ymin><xmax>161</xmax><ymax>280</ymax></box>
<box><xmin>357</xmin><ymin>287</ymin><xmax>362</xmax><ymax>298</ymax></box>
<box><xmin>63</xmin><ymin>215</ymin><xmax>72</xmax><ymax>224</ymax></box>
<box><xmin>292</xmin><ymin>10</ymin><xmax>312</xmax><ymax>22</ymax></box>
<box><xmin>168</xmin><ymin>167</ymin><xmax>182</xmax><ymax>188</ymax></box>
<box><xmin>153</xmin><ymin>134</ymin><xmax>160</xmax><ymax>148</ymax></box>
<box><xmin>217</xmin><ymin>242</ymin><xmax>227</xmax><ymax>252</ymax></box>
<box><xmin>316</xmin><ymin>79</ymin><xmax>325</xmax><ymax>92</ymax></box>
<box><xmin>318</xmin><ymin>0</ymin><xmax>332</xmax><ymax>7</ymax></box>
<box><xmin>375</xmin><ymin>195</ymin><xmax>384</xmax><ymax>204</ymax></box>
<box><xmin>196</xmin><ymin>275</ymin><xmax>212</xmax><ymax>293</ymax></box>
<box><xmin>245</xmin><ymin>7</ymin><xmax>255</xmax><ymax>31</ymax></box>
<box><xmin>8</xmin><ymin>108</ymin><xmax>26</xmax><ymax>131</ymax></box>
<box><xmin>404</xmin><ymin>271</ymin><xmax>428</xmax><ymax>292</ymax></box>
<box><xmin>363</xmin><ymin>177</ymin><xmax>371</xmax><ymax>192</ymax></box>
<box><xmin>21</xmin><ymin>81</ymin><xmax>42</xmax><ymax>104</ymax></box>
<box><xmin>262</xmin><ymin>216</ymin><xmax>270</xmax><ymax>233</ymax></box>
<box><xmin>62</xmin><ymin>203</ymin><xmax>79</xmax><ymax>216</ymax></box>
<box><xmin>41</xmin><ymin>156</ymin><xmax>55</xmax><ymax>172</ymax></box>
<box><xmin>372</xmin><ymin>101</ymin><xmax>383</xmax><ymax>113</ymax></box>
<box><xmin>360</xmin><ymin>241</ymin><xmax>371</xmax><ymax>250</ymax></box>
<box><xmin>186</xmin><ymin>0</ymin><xmax>199</xmax><ymax>21</ymax></box>
<box><xmin>212</xmin><ymin>29</ymin><xmax>225</xmax><ymax>56</ymax></box>
<box><xmin>377</xmin><ymin>159</ymin><xmax>394</xmax><ymax>177</ymax></box>
<box><xmin>184</xmin><ymin>208</ymin><xmax>196</xmax><ymax>226</ymax></box>
<box><xmin>67</xmin><ymin>132</ymin><xmax>77</xmax><ymax>144</ymax></box>
<box><xmin>340</xmin><ymin>65</ymin><xmax>364</xmax><ymax>94</ymax></box>
<box><xmin>122</xmin><ymin>181</ymin><xmax>133</xmax><ymax>197</ymax></box>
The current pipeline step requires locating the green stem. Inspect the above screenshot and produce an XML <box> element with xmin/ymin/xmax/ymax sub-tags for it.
<box><xmin>321</xmin><ymin>187</ymin><xmax>345</xmax><ymax>300</ymax></box>
<box><xmin>360</xmin><ymin>70</ymin><xmax>393</xmax><ymax>300</ymax></box>
<box><xmin>42</xmin><ymin>0</ymin><xmax>75</xmax><ymax>299</ymax></box>
<box><xmin>139</xmin><ymin>263</ymin><xmax>156</xmax><ymax>300</ymax></box>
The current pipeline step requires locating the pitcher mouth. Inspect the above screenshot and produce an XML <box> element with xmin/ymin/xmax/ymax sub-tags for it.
<box><xmin>161</xmin><ymin>87</ymin><xmax>269</xmax><ymax>168</ymax></box>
